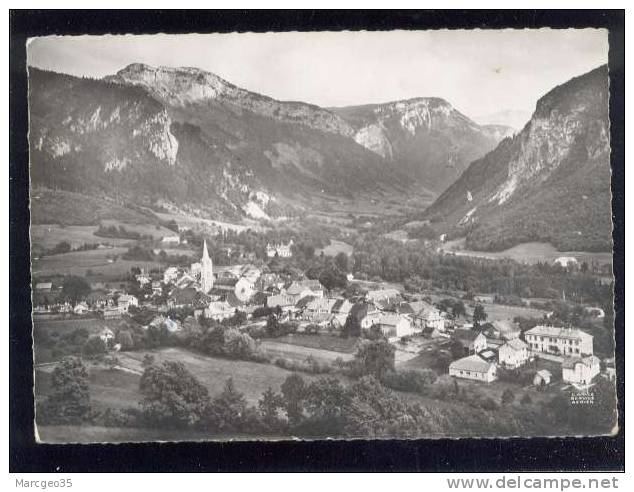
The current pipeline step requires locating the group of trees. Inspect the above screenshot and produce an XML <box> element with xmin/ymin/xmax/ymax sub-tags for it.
<box><xmin>350</xmin><ymin>235</ymin><xmax>613</xmax><ymax>307</ymax></box>
<box><xmin>94</xmin><ymin>224</ymin><xmax>153</xmax><ymax>241</ymax></box>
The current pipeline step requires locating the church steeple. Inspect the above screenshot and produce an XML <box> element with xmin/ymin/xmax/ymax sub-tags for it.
<box><xmin>201</xmin><ymin>239</ymin><xmax>213</xmax><ymax>293</ymax></box>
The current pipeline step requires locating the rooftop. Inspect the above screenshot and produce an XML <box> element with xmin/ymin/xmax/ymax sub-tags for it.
<box><xmin>526</xmin><ymin>325</ymin><xmax>593</xmax><ymax>341</ymax></box>
<box><xmin>449</xmin><ymin>355</ymin><xmax>495</xmax><ymax>373</ymax></box>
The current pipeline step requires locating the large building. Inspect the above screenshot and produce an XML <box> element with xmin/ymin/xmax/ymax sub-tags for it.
<box><xmin>562</xmin><ymin>356</ymin><xmax>601</xmax><ymax>385</ymax></box>
<box><xmin>525</xmin><ymin>326</ymin><xmax>593</xmax><ymax>357</ymax></box>
<box><xmin>201</xmin><ymin>239</ymin><xmax>214</xmax><ymax>293</ymax></box>
<box><xmin>449</xmin><ymin>355</ymin><xmax>498</xmax><ymax>383</ymax></box>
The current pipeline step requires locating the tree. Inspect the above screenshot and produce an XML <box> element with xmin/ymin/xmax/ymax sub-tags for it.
<box><xmin>501</xmin><ymin>388</ymin><xmax>515</xmax><ymax>406</ymax></box>
<box><xmin>223</xmin><ymin>329</ymin><xmax>257</xmax><ymax>359</ymax></box>
<box><xmin>39</xmin><ymin>356</ymin><xmax>91</xmax><ymax>424</ymax></box>
<box><xmin>258</xmin><ymin>387</ymin><xmax>284</xmax><ymax>427</ymax></box>
<box><xmin>116</xmin><ymin>330</ymin><xmax>134</xmax><ymax>351</ymax></box>
<box><xmin>452</xmin><ymin>300</ymin><xmax>466</xmax><ymax>319</ymax></box>
<box><xmin>139</xmin><ymin>360</ymin><xmax>210</xmax><ymax>427</ymax></box>
<box><xmin>82</xmin><ymin>335</ymin><xmax>107</xmax><ymax>358</ymax></box>
<box><xmin>319</xmin><ymin>267</ymin><xmax>348</xmax><ymax>292</ymax></box>
<box><xmin>281</xmin><ymin>373</ymin><xmax>308</xmax><ymax>424</ymax></box>
<box><xmin>473</xmin><ymin>303</ymin><xmax>488</xmax><ymax>330</ymax></box>
<box><xmin>141</xmin><ymin>354</ymin><xmax>155</xmax><ymax>369</ymax></box>
<box><xmin>353</xmin><ymin>340</ymin><xmax>395</xmax><ymax>380</ymax></box>
<box><xmin>342</xmin><ymin>313</ymin><xmax>361</xmax><ymax>338</ymax></box>
<box><xmin>265</xmin><ymin>314</ymin><xmax>280</xmax><ymax>337</ymax></box>
<box><xmin>61</xmin><ymin>275</ymin><xmax>91</xmax><ymax>303</ymax></box>
<box><xmin>208</xmin><ymin>378</ymin><xmax>248</xmax><ymax>431</ymax></box>
<box><xmin>334</xmin><ymin>252</ymin><xmax>350</xmax><ymax>273</ymax></box>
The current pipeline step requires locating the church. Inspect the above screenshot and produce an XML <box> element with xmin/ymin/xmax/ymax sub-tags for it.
<box><xmin>200</xmin><ymin>239</ymin><xmax>214</xmax><ymax>293</ymax></box>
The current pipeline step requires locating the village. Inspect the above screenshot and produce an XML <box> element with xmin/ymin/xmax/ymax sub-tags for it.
<box><xmin>32</xmin><ymin>232</ymin><xmax>615</xmax><ymax>411</ymax></box>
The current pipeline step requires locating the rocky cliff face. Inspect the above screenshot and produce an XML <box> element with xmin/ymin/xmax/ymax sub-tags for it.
<box><xmin>107</xmin><ymin>64</ymin><xmax>355</xmax><ymax>137</ymax></box>
<box><xmin>332</xmin><ymin>98</ymin><xmax>511</xmax><ymax>191</ymax></box>
<box><xmin>422</xmin><ymin>65</ymin><xmax>611</xmax><ymax>252</ymax></box>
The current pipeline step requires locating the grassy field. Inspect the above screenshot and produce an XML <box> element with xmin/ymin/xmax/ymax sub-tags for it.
<box><xmin>35</xmin><ymin>425</ymin><xmax>256</xmax><ymax>444</ymax></box>
<box><xmin>259</xmin><ymin>340</ymin><xmax>355</xmax><ymax>365</ymax></box>
<box><xmin>270</xmin><ymin>334</ymin><xmax>359</xmax><ymax>354</ymax></box>
<box><xmin>31</xmin><ymin>248</ymin><xmax>163</xmax><ymax>279</ymax></box>
<box><xmin>442</xmin><ymin>239</ymin><xmax>613</xmax><ymax>266</ymax></box>
<box><xmin>315</xmin><ymin>240</ymin><xmax>354</xmax><ymax>257</ymax></box>
<box><xmin>116</xmin><ymin>347</ymin><xmax>330</xmax><ymax>405</ymax></box>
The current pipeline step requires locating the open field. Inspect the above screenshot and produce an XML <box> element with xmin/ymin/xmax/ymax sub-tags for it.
<box><xmin>31</xmin><ymin>224</ymin><xmax>126</xmax><ymax>251</ymax></box>
<box><xmin>35</xmin><ymin>425</ymin><xmax>254</xmax><ymax>444</ymax></box>
<box><xmin>259</xmin><ymin>339</ymin><xmax>355</xmax><ymax>364</ymax></box>
<box><xmin>116</xmin><ymin>347</ymin><xmax>331</xmax><ymax>404</ymax></box>
<box><xmin>31</xmin><ymin>248</ymin><xmax>163</xmax><ymax>279</ymax></box>
<box><xmin>271</xmin><ymin>334</ymin><xmax>359</xmax><ymax>354</ymax></box>
<box><xmin>155</xmin><ymin>212</ymin><xmax>263</xmax><ymax>233</ymax></box>
<box><xmin>315</xmin><ymin>239</ymin><xmax>354</xmax><ymax>257</ymax></box>
<box><xmin>33</xmin><ymin>316</ymin><xmax>131</xmax><ymax>337</ymax></box>
<box><xmin>441</xmin><ymin>239</ymin><xmax>613</xmax><ymax>266</ymax></box>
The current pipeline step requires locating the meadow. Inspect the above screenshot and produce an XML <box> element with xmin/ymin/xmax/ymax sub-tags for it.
<box><xmin>441</xmin><ymin>239</ymin><xmax>613</xmax><ymax>266</ymax></box>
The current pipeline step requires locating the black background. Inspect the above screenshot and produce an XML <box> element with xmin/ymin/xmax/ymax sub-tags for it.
<box><xmin>9</xmin><ymin>9</ymin><xmax>625</xmax><ymax>473</ymax></box>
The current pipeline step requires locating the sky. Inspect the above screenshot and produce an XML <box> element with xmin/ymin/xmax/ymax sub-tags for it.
<box><xmin>27</xmin><ymin>29</ymin><xmax>608</xmax><ymax>118</ymax></box>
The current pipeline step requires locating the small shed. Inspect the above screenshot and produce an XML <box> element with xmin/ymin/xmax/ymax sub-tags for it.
<box><xmin>533</xmin><ymin>369</ymin><xmax>552</xmax><ymax>387</ymax></box>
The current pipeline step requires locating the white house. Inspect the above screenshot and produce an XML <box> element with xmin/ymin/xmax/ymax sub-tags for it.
<box><xmin>413</xmin><ymin>302</ymin><xmax>445</xmax><ymax>331</ymax></box>
<box><xmin>286</xmin><ymin>279</ymin><xmax>324</xmax><ymax>300</ymax></box>
<box><xmin>366</xmin><ymin>288</ymin><xmax>400</xmax><ymax>304</ymax></box>
<box><xmin>498</xmin><ymin>338</ymin><xmax>530</xmax><ymax>368</ymax></box>
<box><xmin>374</xmin><ymin>313</ymin><xmax>414</xmax><ymax>342</ymax></box>
<box><xmin>525</xmin><ymin>325</ymin><xmax>593</xmax><ymax>357</ymax></box>
<box><xmin>489</xmin><ymin>319</ymin><xmax>521</xmax><ymax>341</ymax></box>
<box><xmin>266</xmin><ymin>294</ymin><xmax>296</xmax><ymax>313</ymax></box>
<box><xmin>161</xmin><ymin>235</ymin><xmax>181</xmax><ymax>245</ymax></box>
<box><xmin>554</xmin><ymin>256</ymin><xmax>578</xmax><ymax>268</ymax></box>
<box><xmin>204</xmin><ymin>301</ymin><xmax>235</xmax><ymax>321</ymax></box>
<box><xmin>73</xmin><ymin>302</ymin><xmax>89</xmax><ymax>315</ymax></box>
<box><xmin>35</xmin><ymin>282</ymin><xmax>53</xmax><ymax>293</ymax></box>
<box><xmin>117</xmin><ymin>294</ymin><xmax>138</xmax><ymax>313</ymax></box>
<box><xmin>103</xmin><ymin>305</ymin><xmax>122</xmax><ymax>319</ymax></box>
<box><xmin>562</xmin><ymin>356</ymin><xmax>601</xmax><ymax>385</ymax></box>
<box><xmin>135</xmin><ymin>273</ymin><xmax>151</xmax><ymax>286</ymax></box>
<box><xmin>449</xmin><ymin>355</ymin><xmax>498</xmax><ymax>383</ymax></box>
<box><xmin>266</xmin><ymin>239</ymin><xmax>293</xmax><ymax>258</ymax></box>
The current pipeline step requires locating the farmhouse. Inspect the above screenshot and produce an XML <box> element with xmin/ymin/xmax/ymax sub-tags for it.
<box><xmin>366</xmin><ymin>288</ymin><xmax>400</xmax><ymax>305</ymax></box>
<box><xmin>204</xmin><ymin>301</ymin><xmax>235</xmax><ymax>321</ymax></box>
<box><xmin>412</xmin><ymin>302</ymin><xmax>445</xmax><ymax>331</ymax></box>
<box><xmin>498</xmin><ymin>338</ymin><xmax>530</xmax><ymax>368</ymax></box>
<box><xmin>562</xmin><ymin>356</ymin><xmax>601</xmax><ymax>385</ymax></box>
<box><xmin>525</xmin><ymin>325</ymin><xmax>593</xmax><ymax>357</ymax></box>
<box><xmin>117</xmin><ymin>294</ymin><xmax>138</xmax><ymax>312</ymax></box>
<box><xmin>266</xmin><ymin>239</ymin><xmax>293</xmax><ymax>258</ymax></box>
<box><xmin>554</xmin><ymin>256</ymin><xmax>578</xmax><ymax>268</ymax></box>
<box><xmin>449</xmin><ymin>355</ymin><xmax>498</xmax><ymax>383</ymax></box>
<box><xmin>267</xmin><ymin>294</ymin><xmax>296</xmax><ymax>313</ymax></box>
<box><xmin>103</xmin><ymin>305</ymin><xmax>122</xmax><ymax>319</ymax></box>
<box><xmin>286</xmin><ymin>279</ymin><xmax>324</xmax><ymax>300</ymax></box>
<box><xmin>451</xmin><ymin>328</ymin><xmax>487</xmax><ymax>355</ymax></box>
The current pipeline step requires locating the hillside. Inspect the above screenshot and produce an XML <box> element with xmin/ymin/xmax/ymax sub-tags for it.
<box><xmin>422</xmin><ymin>65</ymin><xmax>612</xmax><ymax>252</ymax></box>
<box><xmin>331</xmin><ymin>98</ymin><xmax>513</xmax><ymax>191</ymax></box>
<box><xmin>29</xmin><ymin>66</ymin><xmax>411</xmax><ymax>222</ymax></box>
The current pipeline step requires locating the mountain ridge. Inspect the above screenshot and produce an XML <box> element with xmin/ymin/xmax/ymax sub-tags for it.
<box><xmin>422</xmin><ymin>65</ymin><xmax>611</xmax><ymax>252</ymax></box>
